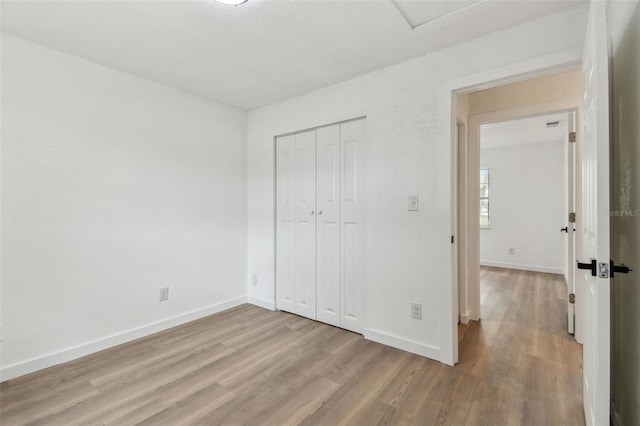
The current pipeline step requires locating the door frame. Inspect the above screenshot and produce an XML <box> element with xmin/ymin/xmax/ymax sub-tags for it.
<box><xmin>273</xmin><ymin>116</ymin><xmax>368</xmax><ymax>332</ymax></box>
<box><xmin>465</xmin><ymin>106</ymin><xmax>580</xmax><ymax>322</ymax></box>
<box><xmin>437</xmin><ymin>49</ymin><xmax>582</xmax><ymax>365</ymax></box>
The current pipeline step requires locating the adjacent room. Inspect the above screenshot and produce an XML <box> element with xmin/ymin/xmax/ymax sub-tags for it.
<box><xmin>477</xmin><ymin>112</ymin><xmax>573</xmax><ymax>330</ymax></box>
<box><xmin>2</xmin><ymin>0</ymin><xmax>639</xmax><ymax>424</ymax></box>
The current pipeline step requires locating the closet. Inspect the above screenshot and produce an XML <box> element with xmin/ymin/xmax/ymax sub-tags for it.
<box><xmin>275</xmin><ymin>118</ymin><xmax>366</xmax><ymax>334</ymax></box>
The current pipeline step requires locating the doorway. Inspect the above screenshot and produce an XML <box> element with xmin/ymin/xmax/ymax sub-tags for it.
<box><xmin>452</xmin><ymin>70</ymin><xmax>583</xmax><ymax>358</ymax></box>
<box><xmin>465</xmin><ymin>105</ymin><xmax>581</xmax><ymax>332</ymax></box>
<box><xmin>476</xmin><ymin>112</ymin><xmax>575</xmax><ymax>329</ymax></box>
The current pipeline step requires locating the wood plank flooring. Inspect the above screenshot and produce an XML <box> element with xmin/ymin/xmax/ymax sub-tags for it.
<box><xmin>0</xmin><ymin>267</ymin><xmax>584</xmax><ymax>425</ymax></box>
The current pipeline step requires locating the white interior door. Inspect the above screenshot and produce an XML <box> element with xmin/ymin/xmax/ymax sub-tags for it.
<box><xmin>581</xmin><ymin>2</ymin><xmax>611</xmax><ymax>424</ymax></box>
<box><xmin>293</xmin><ymin>130</ymin><xmax>318</xmax><ymax>320</ymax></box>
<box><xmin>276</xmin><ymin>130</ymin><xmax>317</xmax><ymax>320</ymax></box>
<box><xmin>316</xmin><ymin>124</ymin><xmax>341</xmax><ymax>327</ymax></box>
<box><xmin>276</xmin><ymin>134</ymin><xmax>297</xmax><ymax>315</ymax></box>
<box><xmin>340</xmin><ymin>119</ymin><xmax>366</xmax><ymax>333</ymax></box>
<box><xmin>567</xmin><ymin>112</ymin><xmax>576</xmax><ymax>335</ymax></box>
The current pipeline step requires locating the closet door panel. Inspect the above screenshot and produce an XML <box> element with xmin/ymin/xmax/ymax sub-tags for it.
<box><xmin>293</xmin><ymin>130</ymin><xmax>317</xmax><ymax>319</ymax></box>
<box><xmin>340</xmin><ymin>119</ymin><xmax>366</xmax><ymax>333</ymax></box>
<box><xmin>275</xmin><ymin>135</ymin><xmax>297</xmax><ymax>314</ymax></box>
<box><xmin>316</xmin><ymin>125</ymin><xmax>341</xmax><ymax>326</ymax></box>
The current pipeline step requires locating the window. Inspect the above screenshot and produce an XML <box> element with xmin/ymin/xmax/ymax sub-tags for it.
<box><xmin>480</xmin><ymin>168</ymin><xmax>490</xmax><ymax>228</ymax></box>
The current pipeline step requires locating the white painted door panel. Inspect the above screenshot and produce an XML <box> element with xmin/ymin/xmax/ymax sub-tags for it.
<box><xmin>293</xmin><ymin>130</ymin><xmax>317</xmax><ymax>320</ymax></box>
<box><xmin>316</xmin><ymin>124</ymin><xmax>341</xmax><ymax>327</ymax></box>
<box><xmin>276</xmin><ymin>119</ymin><xmax>366</xmax><ymax>332</ymax></box>
<box><xmin>581</xmin><ymin>2</ymin><xmax>611</xmax><ymax>425</ymax></box>
<box><xmin>276</xmin><ymin>135</ymin><xmax>297</xmax><ymax>314</ymax></box>
<box><xmin>276</xmin><ymin>131</ymin><xmax>317</xmax><ymax>320</ymax></box>
<box><xmin>340</xmin><ymin>119</ymin><xmax>366</xmax><ymax>333</ymax></box>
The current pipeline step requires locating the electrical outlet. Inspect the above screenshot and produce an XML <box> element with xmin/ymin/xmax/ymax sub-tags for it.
<box><xmin>508</xmin><ymin>248</ymin><xmax>515</xmax><ymax>255</ymax></box>
<box><xmin>159</xmin><ymin>287</ymin><xmax>169</xmax><ymax>301</ymax></box>
<box><xmin>252</xmin><ymin>274</ymin><xmax>258</xmax><ymax>286</ymax></box>
<box><xmin>408</xmin><ymin>196</ymin><xmax>419</xmax><ymax>211</ymax></box>
<box><xmin>411</xmin><ymin>303</ymin><xmax>422</xmax><ymax>320</ymax></box>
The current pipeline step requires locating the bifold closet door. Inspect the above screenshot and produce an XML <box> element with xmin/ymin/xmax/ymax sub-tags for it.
<box><xmin>340</xmin><ymin>118</ymin><xmax>366</xmax><ymax>333</ymax></box>
<box><xmin>316</xmin><ymin>124</ymin><xmax>341</xmax><ymax>327</ymax></box>
<box><xmin>275</xmin><ymin>130</ymin><xmax>317</xmax><ymax>319</ymax></box>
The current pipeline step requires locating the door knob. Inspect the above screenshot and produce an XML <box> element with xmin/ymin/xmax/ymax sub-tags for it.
<box><xmin>318</xmin><ymin>210</ymin><xmax>323</xmax><ymax>215</ymax></box>
<box><xmin>610</xmin><ymin>260</ymin><xmax>632</xmax><ymax>278</ymax></box>
<box><xmin>311</xmin><ymin>210</ymin><xmax>315</xmax><ymax>215</ymax></box>
<box><xmin>561</xmin><ymin>227</ymin><xmax>568</xmax><ymax>233</ymax></box>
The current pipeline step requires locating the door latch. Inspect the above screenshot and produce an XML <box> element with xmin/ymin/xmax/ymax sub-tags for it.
<box><xmin>598</xmin><ymin>262</ymin><xmax>609</xmax><ymax>278</ymax></box>
<box><xmin>576</xmin><ymin>259</ymin><xmax>633</xmax><ymax>278</ymax></box>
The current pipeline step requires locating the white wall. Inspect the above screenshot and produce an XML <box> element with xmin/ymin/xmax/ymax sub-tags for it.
<box><xmin>0</xmin><ymin>35</ymin><xmax>247</xmax><ymax>379</ymax></box>
<box><xmin>246</xmin><ymin>6</ymin><xmax>587</xmax><ymax>361</ymax></box>
<box><xmin>468</xmin><ymin>70</ymin><xmax>582</xmax><ymax>115</ymax></box>
<box><xmin>480</xmin><ymin>141</ymin><xmax>566</xmax><ymax>274</ymax></box>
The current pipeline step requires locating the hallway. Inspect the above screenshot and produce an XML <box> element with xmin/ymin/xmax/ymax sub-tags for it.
<box><xmin>458</xmin><ymin>266</ymin><xmax>584</xmax><ymax>424</ymax></box>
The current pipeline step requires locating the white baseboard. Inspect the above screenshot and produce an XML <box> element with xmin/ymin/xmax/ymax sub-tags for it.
<box><xmin>247</xmin><ymin>296</ymin><xmax>276</xmax><ymax>311</ymax></box>
<box><xmin>0</xmin><ymin>296</ymin><xmax>247</xmax><ymax>382</ymax></box>
<box><xmin>459</xmin><ymin>311</ymin><xmax>470</xmax><ymax>325</ymax></box>
<box><xmin>364</xmin><ymin>328</ymin><xmax>440</xmax><ymax>361</ymax></box>
<box><xmin>480</xmin><ymin>260</ymin><xmax>563</xmax><ymax>275</ymax></box>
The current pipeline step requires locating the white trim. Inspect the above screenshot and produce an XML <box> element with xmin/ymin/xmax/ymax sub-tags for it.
<box><xmin>0</xmin><ymin>297</ymin><xmax>247</xmax><ymax>382</ymax></box>
<box><xmin>479</xmin><ymin>261</ymin><xmax>564</xmax><ymax>275</ymax></box>
<box><xmin>247</xmin><ymin>296</ymin><xmax>276</xmax><ymax>311</ymax></box>
<box><xmin>459</xmin><ymin>311</ymin><xmax>470</xmax><ymax>325</ymax></box>
<box><xmin>364</xmin><ymin>328</ymin><xmax>440</xmax><ymax>360</ymax></box>
<box><xmin>437</xmin><ymin>48</ymin><xmax>583</xmax><ymax>367</ymax></box>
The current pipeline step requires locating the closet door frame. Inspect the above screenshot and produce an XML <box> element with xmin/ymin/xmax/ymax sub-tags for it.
<box><xmin>274</xmin><ymin>116</ymin><xmax>366</xmax><ymax>332</ymax></box>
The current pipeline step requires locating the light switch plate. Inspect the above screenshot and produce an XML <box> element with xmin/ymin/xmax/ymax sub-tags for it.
<box><xmin>408</xmin><ymin>195</ymin><xmax>419</xmax><ymax>211</ymax></box>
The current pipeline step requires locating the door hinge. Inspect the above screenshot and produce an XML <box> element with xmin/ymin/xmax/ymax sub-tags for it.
<box><xmin>569</xmin><ymin>293</ymin><xmax>575</xmax><ymax>304</ymax></box>
<box><xmin>569</xmin><ymin>132</ymin><xmax>576</xmax><ymax>143</ymax></box>
<box><xmin>569</xmin><ymin>212</ymin><xmax>576</xmax><ymax>223</ymax></box>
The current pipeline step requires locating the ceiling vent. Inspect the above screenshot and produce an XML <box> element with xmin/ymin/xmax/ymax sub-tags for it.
<box><xmin>546</xmin><ymin>120</ymin><xmax>560</xmax><ymax>128</ymax></box>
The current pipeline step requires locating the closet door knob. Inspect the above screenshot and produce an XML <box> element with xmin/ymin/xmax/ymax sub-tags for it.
<box><xmin>318</xmin><ymin>210</ymin><xmax>323</xmax><ymax>215</ymax></box>
<box><xmin>311</xmin><ymin>210</ymin><xmax>315</xmax><ymax>215</ymax></box>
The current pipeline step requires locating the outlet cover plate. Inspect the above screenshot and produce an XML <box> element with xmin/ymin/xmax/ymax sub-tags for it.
<box><xmin>411</xmin><ymin>303</ymin><xmax>422</xmax><ymax>320</ymax></box>
<box><xmin>408</xmin><ymin>196</ymin><xmax>419</xmax><ymax>211</ymax></box>
<box><xmin>159</xmin><ymin>287</ymin><xmax>169</xmax><ymax>301</ymax></box>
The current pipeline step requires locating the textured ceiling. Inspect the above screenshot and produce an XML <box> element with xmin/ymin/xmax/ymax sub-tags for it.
<box><xmin>1</xmin><ymin>0</ymin><xmax>586</xmax><ymax>110</ymax></box>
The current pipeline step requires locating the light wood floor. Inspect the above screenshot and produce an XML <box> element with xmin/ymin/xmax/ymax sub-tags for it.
<box><xmin>1</xmin><ymin>267</ymin><xmax>584</xmax><ymax>425</ymax></box>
